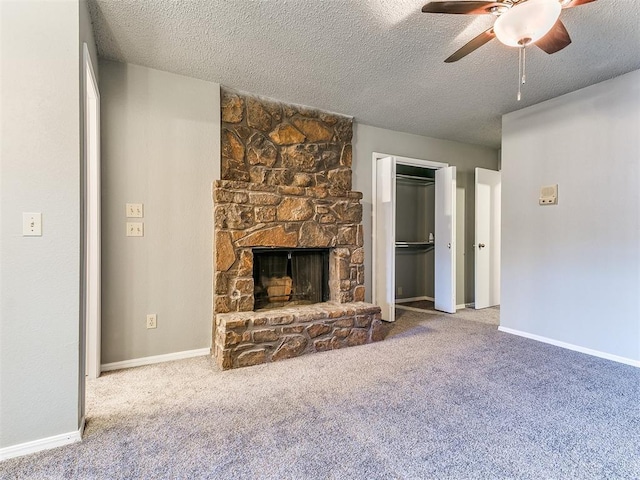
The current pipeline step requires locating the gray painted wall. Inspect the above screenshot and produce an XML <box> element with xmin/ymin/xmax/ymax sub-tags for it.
<box><xmin>100</xmin><ymin>61</ymin><xmax>220</xmax><ymax>364</ymax></box>
<box><xmin>501</xmin><ymin>69</ymin><xmax>640</xmax><ymax>362</ymax></box>
<box><xmin>352</xmin><ymin>124</ymin><xmax>499</xmax><ymax>304</ymax></box>
<box><xmin>1</xmin><ymin>0</ymin><xmax>82</xmax><ymax>448</ymax></box>
<box><xmin>80</xmin><ymin>0</ymin><xmax>98</xmax><ymax>80</ymax></box>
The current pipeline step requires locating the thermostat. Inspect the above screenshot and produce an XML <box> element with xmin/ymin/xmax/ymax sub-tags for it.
<box><xmin>539</xmin><ymin>184</ymin><xmax>558</xmax><ymax>205</ymax></box>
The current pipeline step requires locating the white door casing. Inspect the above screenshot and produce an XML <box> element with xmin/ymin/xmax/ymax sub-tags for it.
<box><xmin>84</xmin><ymin>44</ymin><xmax>101</xmax><ymax>379</ymax></box>
<box><xmin>374</xmin><ymin>156</ymin><xmax>396</xmax><ymax>322</ymax></box>
<box><xmin>435</xmin><ymin>166</ymin><xmax>457</xmax><ymax>313</ymax></box>
<box><xmin>474</xmin><ymin>168</ymin><xmax>501</xmax><ymax>309</ymax></box>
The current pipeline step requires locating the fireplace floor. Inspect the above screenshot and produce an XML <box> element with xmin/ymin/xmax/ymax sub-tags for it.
<box><xmin>213</xmin><ymin>302</ymin><xmax>384</xmax><ymax>369</ymax></box>
<box><xmin>255</xmin><ymin>299</ymin><xmax>316</xmax><ymax>311</ymax></box>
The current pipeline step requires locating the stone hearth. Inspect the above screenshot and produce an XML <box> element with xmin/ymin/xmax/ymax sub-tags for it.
<box><xmin>214</xmin><ymin>302</ymin><xmax>384</xmax><ymax>369</ymax></box>
<box><xmin>213</xmin><ymin>88</ymin><xmax>383</xmax><ymax>370</ymax></box>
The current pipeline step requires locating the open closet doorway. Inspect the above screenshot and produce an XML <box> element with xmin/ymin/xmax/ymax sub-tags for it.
<box><xmin>372</xmin><ymin>154</ymin><xmax>456</xmax><ymax>322</ymax></box>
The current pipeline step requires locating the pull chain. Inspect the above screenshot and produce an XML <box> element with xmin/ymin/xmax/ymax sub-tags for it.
<box><xmin>517</xmin><ymin>40</ymin><xmax>528</xmax><ymax>101</ymax></box>
<box><xmin>522</xmin><ymin>44</ymin><xmax>526</xmax><ymax>85</ymax></box>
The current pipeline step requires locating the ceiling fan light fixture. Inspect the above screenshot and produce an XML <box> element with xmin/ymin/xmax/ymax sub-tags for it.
<box><xmin>494</xmin><ymin>0</ymin><xmax>562</xmax><ymax>47</ymax></box>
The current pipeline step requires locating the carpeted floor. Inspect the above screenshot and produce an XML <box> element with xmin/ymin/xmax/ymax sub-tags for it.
<box><xmin>396</xmin><ymin>299</ymin><xmax>437</xmax><ymax>311</ymax></box>
<box><xmin>2</xmin><ymin>308</ymin><xmax>639</xmax><ymax>479</ymax></box>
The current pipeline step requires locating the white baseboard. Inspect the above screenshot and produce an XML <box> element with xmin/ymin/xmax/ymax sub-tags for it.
<box><xmin>101</xmin><ymin>348</ymin><xmax>211</xmax><ymax>372</ymax></box>
<box><xmin>455</xmin><ymin>304</ymin><xmax>466</xmax><ymax>310</ymax></box>
<box><xmin>498</xmin><ymin>327</ymin><xmax>640</xmax><ymax>368</ymax></box>
<box><xmin>395</xmin><ymin>296</ymin><xmax>433</xmax><ymax>304</ymax></box>
<box><xmin>0</xmin><ymin>426</ymin><xmax>82</xmax><ymax>461</ymax></box>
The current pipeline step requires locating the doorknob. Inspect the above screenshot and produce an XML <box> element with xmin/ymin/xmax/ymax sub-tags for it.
<box><xmin>478</xmin><ymin>243</ymin><xmax>486</xmax><ymax>249</ymax></box>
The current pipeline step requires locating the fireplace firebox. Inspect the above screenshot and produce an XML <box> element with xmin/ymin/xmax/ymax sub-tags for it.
<box><xmin>252</xmin><ymin>248</ymin><xmax>330</xmax><ymax>311</ymax></box>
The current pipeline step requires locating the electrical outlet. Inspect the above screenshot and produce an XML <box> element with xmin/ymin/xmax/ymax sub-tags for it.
<box><xmin>397</xmin><ymin>286</ymin><xmax>403</xmax><ymax>296</ymax></box>
<box><xmin>22</xmin><ymin>212</ymin><xmax>42</xmax><ymax>236</ymax></box>
<box><xmin>146</xmin><ymin>314</ymin><xmax>157</xmax><ymax>329</ymax></box>
<box><xmin>126</xmin><ymin>222</ymin><xmax>144</xmax><ymax>237</ymax></box>
<box><xmin>126</xmin><ymin>203</ymin><xmax>144</xmax><ymax>218</ymax></box>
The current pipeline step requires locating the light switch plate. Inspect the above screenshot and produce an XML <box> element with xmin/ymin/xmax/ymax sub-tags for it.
<box><xmin>126</xmin><ymin>203</ymin><xmax>144</xmax><ymax>218</ymax></box>
<box><xmin>126</xmin><ymin>222</ymin><xmax>144</xmax><ymax>237</ymax></box>
<box><xmin>23</xmin><ymin>213</ymin><xmax>42</xmax><ymax>236</ymax></box>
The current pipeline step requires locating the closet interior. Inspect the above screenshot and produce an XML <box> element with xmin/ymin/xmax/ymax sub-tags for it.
<box><xmin>395</xmin><ymin>164</ymin><xmax>436</xmax><ymax>312</ymax></box>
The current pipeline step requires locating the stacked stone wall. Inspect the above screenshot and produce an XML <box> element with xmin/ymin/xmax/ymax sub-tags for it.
<box><xmin>221</xmin><ymin>88</ymin><xmax>353</xmax><ymax>192</ymax></box>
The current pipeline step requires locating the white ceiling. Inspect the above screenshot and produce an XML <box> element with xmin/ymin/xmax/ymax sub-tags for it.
<box><xmin>88</xmin><ymin>0</ymin><xmax>640</xmax><ymax>148</ymax></box>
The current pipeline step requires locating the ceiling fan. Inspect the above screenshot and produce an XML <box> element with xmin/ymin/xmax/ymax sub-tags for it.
<box><xmin>422</xmin><ymin>0</ymin><xmax>597</xmax><ymax>62</ymax></box>
<box><xmin>422</xmin><ymin>0</ymin><xmax>598</xmax><ymax>99</ymax></box>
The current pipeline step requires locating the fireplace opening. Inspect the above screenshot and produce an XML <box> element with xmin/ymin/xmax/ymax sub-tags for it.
<box><xmin>252</xmin><ymin>248</ymin><xmax>330</xmax><ymax>311</ymax></box>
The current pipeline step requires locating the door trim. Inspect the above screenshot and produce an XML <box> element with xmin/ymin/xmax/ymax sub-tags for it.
<box><xmin>83</xmin><ymin>43</ymin><xmax>101</xmax><ymax>380</ymax></box>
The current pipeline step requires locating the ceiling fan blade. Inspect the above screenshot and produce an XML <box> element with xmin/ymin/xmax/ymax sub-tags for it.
<box><xmin>535</xmin><ymin>19</ymin><xmax>572</xmax><ymax>54</ymax></box>
<box><xmin>445</xmin><ymin>27</ymin><xmax>495</xmax><ymax>63</ymax></box>
<box><xmin>561</xmin><ymin>0</ymin><xmax>597</xmax><ymax>8</ymax></box>
<box><xmin>422</xmin><ymin>1</ymin><xmax>505</xmax><ymax>14</ymax></box>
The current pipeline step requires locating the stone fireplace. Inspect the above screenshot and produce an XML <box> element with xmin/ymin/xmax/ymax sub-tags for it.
<box><xmin>213</xmin><ymin>88</ymin><xmax>384</xmax><ymax>370</ymax></box>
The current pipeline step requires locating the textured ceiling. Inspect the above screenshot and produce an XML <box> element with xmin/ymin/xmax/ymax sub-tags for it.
<box><xmin>88</xmin><ymin>0</ymin><xmax>640</xmax><ymax>148</ymax></box>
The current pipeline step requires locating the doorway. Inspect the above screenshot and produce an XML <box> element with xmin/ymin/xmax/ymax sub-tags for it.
<box><xmin>372</xmin><ymin>154</ymin><xmax>457</xmax><ymax>322</ymax></box>
<box><xmin>394</xmin><ymin>165</ymin><xmax>435</xmax><ymax>313</ymax></box>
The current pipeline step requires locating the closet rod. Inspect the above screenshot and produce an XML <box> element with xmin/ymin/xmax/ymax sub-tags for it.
<box><xmin>396</xmin><ymin>173</ymin><xmax>434</xmax><ymax>183</ymax></box>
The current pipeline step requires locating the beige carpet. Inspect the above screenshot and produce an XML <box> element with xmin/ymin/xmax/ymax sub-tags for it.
<box><xmin>2</xmin><ymin>307</ymin><xmax>639</xmax><ymax>479</ymax></box>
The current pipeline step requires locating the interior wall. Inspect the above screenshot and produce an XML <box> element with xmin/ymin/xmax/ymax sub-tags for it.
<box><xmin>501</xmin><ymin>69</ymin><xmax>640</xmax><ymax>363</ymax></box>
<box><xmin>352</xmin><ymin>123</ymin><xmax>499</xmax><ymax>305</ymax></box>
<box><xmin>0</xmin><ymin>0</ymin><xmax>81</xmax><ymax>448</ymax></box>
<box><xmin>100</xmin><ymin>61</ymin><xmax>220</xmax><ymax>364</ymax></box>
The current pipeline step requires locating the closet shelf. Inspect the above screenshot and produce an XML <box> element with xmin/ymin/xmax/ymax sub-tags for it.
<box><xmin>395</xmin><ymin>241</ymin><xmax>435</xmax><ymax>251</ymax></box>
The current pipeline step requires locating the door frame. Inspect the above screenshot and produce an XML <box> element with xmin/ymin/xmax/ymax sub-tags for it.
<box><xmin>83</xmin><ymin>43</ymin><xmax>101</xmax><ymax>380</ymax></box>
<box><xmin>371</xmin><ymin>153</ymin><xmax>448</xmax><ymax>318</ymax></box>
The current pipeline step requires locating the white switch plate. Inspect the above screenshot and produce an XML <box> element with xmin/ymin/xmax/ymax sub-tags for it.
<box><xmin>22</xmin><ymin>213</ymin><xmax>42</xmax><ymax>236</ymax></box>
<box><xmin>126</xmin><ymin>203</ymin><xmax>144</xmax><ymax>218</ymax></box>
<box><xmin>126</xmin><ymin>222</ymin><xmax>144</xmax><ymax>237</ymax></box>
<box><xmin>146</xmin><ymin>314</ymin><xmax>157</xmax><ymax>329</ymax></box>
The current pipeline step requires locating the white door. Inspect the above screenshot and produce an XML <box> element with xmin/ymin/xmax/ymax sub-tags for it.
<box><xmin>84</xmin><ymin>44</ymin><xmax>101</xmax><ymax>379</ymax></box>
<box><xmin>374</xmin><ymin>156</ymin><xmax>396</xmax><ymax>322</ymax></box>
<box><xmin>435</xmin><ymin>166</ymin><xmax>456</xmax><ymax>313</ymax></box>
<box><xmin>474</xmin><ymin>168</ymin><xmax>501</xmax><ymax>309</ymax></box>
